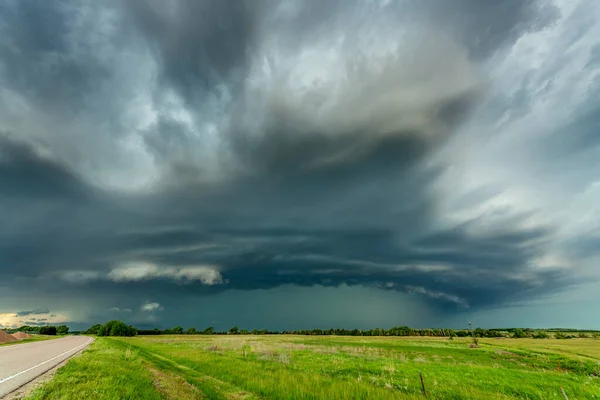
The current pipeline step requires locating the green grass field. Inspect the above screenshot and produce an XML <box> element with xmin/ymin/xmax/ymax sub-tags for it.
<box><xmin>26</xmin><ymin>335</ymin><xmax>600</xmax><ymax>399</ymax></box>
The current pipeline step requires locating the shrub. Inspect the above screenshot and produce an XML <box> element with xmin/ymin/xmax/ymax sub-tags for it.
<box><xmin>555</xmin><ymin>332</ymin><xmax>567</xmax><ymax>339</ymax></box>
<box><xmin>171</xmin><ymin>326</ymin><xmax>184</xmax><ymax>334</ymax></box>
<box><xmin>56</xmin><ymin>325</ymin><xmax>70</xmax><ymax>335</ymax></box>
<box><xmin>95</xmin><ymin>320</ymin><xmax>137</xmax><ymax>337</ymax></box>
<box><xmin>512</xmin><ymin>328</ymin><xmax>527</xmax><ymax>338</ymax></box>
<box><xmin>85</xmin><ymin>324</ymin><xmax>102</xmax><ymax>335</ymax></box>
<box><xmin>39</xmin><ymin>326</ymin><xmax>57</xmax><ymax>335</ymax></box>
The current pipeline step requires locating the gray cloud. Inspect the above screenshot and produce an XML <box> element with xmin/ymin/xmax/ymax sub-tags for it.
<box><xmin>141</xmin><ymin>302</ymin><xmax>163</xmax><ymax>313</ymax></box>
<box><xmin>16</xmin><ymin>308</ymin><xmax>50</xmax><ymax>317</ymax></box>
<box><xmin>417</xmin><ymin>0</ymin><xmax>559</xmax><ymax>58</ymax></box>
<box><xmin>105</xmin><ymin>262</ymin><xmax>224</xmax><ymax>285</ymax></box>
<box><xmin>125</xmin><ymin>0</ymin><xmax>262</xmax><ymax>101</ymax></box>
<box><xmin>0</xmin><ymin>0</ymin><xmax>598</xmax><ymax>329</ymax></box>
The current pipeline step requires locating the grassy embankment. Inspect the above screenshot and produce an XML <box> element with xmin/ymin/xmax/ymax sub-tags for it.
<box><xmin>0</xmin><ymin>335</ymin><xmax>56</xmax><ymax>347</ymax></box>
<box><xmin>26</xmin><ymin>335</ymin><xmax>600</xmax><ymax>399</ymax></box>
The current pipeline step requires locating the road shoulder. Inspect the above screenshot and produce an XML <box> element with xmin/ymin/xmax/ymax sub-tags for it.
<box><xmin>2</xmin><ymin>338</ymin><xmax>93</xmax><ymax>400</ymax></box>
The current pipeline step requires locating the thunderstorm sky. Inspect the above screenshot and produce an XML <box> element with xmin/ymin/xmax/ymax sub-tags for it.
<box><xmin>1</xmin><ymin>0</ymin><xmax>600</xmax><ymax>330</ymax></box>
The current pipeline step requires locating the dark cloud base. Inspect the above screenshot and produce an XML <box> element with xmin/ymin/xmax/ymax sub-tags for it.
<box><xmin>0</xmin><ymin>133</ymin><xmax>573</xmax><ymax>314</ymax></box>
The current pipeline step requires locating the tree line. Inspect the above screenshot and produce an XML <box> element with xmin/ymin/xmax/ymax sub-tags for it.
<box><xmin>83</xmin><ymin>321</ymin><xmax>600</xmax><ymax>339</ymax></box>
<box><xmin>84</xmin><ymin>320</ymin><xmax>137</xmax><ymax>337</ymax></box>
<box><xmin>5</xmin><ymin>325</ymin><xmax>69</xmax><ymax>335</ymax></box>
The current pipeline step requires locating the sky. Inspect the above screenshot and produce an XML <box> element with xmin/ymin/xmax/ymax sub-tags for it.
<box><xmin>1</xmin><ymin>0</ymin><xmax>599</xmax><ymax>331</ymax></box>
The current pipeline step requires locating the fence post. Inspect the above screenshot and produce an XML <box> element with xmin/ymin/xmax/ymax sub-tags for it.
<box><xmin>420</xmin><ymin>372</ymin><xmax>427</xmax><ymax>398</ymax></box>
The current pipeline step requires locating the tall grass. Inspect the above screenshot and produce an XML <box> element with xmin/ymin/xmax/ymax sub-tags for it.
<box><xmin>26</xmin><ymin>339</ymin><xmax>162</xmax><ymax>400</ymax></box>
<box><xmin>26</xmin><ymin>335</ymin><xmax>600</xmax><ymax>400</ymax></box>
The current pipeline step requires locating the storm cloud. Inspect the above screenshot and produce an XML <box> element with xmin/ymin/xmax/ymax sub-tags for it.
<box><xmin>1</xmin><ymin>0</ymin><xmax>599</xmax><ymax>330</ymax></box>
<box><xmin>16</xmin><ymin>308</ymin><xmax>50</xmax><ymax>317</ymax></box>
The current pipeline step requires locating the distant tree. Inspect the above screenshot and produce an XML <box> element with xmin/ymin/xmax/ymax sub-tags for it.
<box><xmin>85</xmin><ymin>324</ymin><xmax>103</xmax><ymax>335</ymax></box>
<box><xmin>202</xmin><ymin>326</ymin><xmax>215</xmax><ymax>335</ymax></box>
<box><xmin>97</xmin><ymin>324</ymin><xmax>108</xmax><ymax>336</ymax></box>
<box><xmin>555</xmin><ymin>332</ymin><xmax>567</xmax><ymax>339</ymax></box>
<box><xmin>171</xmin><ymin>326</ymin><xmax>184</xmax><ymax>334</ymax></box>
<box><xmin>533</xmin><ymin>331</ymin><xmax>549</xmax><ymax>339</ymax></box>
<box><xmin>39</xmin><ymin>326</ymin><xmax>57</xmax><ymax>335</ymax></box>
<box><xmin>186</xmin><ymin>327</ymin><xmax>197</xmax><ymax>335</ymax></box>
<box><xmin>96</xmin><ymin>320</ymin><xmax>137</xmax><ymax>337</ymax></box>
<box><xmin>512</xmin><ymin>328</ymin><xmax>527</xmax><ymax>338</ymax></box>
<box><xmin>17</xmin><ymin>325</ymin><xmax>40</xmax><ymax>334</ymax></box>
<box><xmin>578</xmin><ymin>332</ymin><xmax>589</xmax><ymax>339</ymax></box>
<box><xmin>393</xmin><ymin>326</ymin><xmax>414</xmax><ymax>336</ymax></box>
<box><xmin>592</xmin><ymin>332</ymin><xmax>600</xmax><ymax>339</ymax></box>
<box><xmin>98</xmin><ymin>321</ymin><xmax>118</xmax><ymax>336</ymax></box>
<box><xmin>56</xmin><ymin>325</ymin><xmax>69</xmax><ymax>335</ymax></box>
<box><xmin>474</xmin><ymin>328</ymin><xmax>486</xmax><ymax>338</ymax></box>
<box><xmin>229</xmin><ymin>326</ymin><xmax>239</xmax><ymax>334</ymax></box>
<box><xmin>110</xmin><ymin>321</ymin><xmax>136</xmax><ymax>337</ymax></box>
<box><xmin>487</xmin><ymin>330</ymin><xmax>501</xmax><ymax>338</ymax></box>
<box><xmin>136</xmin><ymin>328</ymin><xmax>161</xmax><ymax>335</ymax></box>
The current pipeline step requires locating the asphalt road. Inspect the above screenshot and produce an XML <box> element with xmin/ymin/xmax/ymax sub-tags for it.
<box><xmin>0</xmin><ymin>336</ymin><xmax>93</xmax><ymax>398</ymax></box>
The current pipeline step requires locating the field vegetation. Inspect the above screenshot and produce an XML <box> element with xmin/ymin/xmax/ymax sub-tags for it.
<box><xmin>26</xmin><ymin>334</ymin><xmax>600</xmax><ymax>399</ymax></box>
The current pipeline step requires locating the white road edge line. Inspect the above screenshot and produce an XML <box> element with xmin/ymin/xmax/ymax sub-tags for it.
<box><xmin>0</xmin><ymin>337</ymin><xmax>93</xmax><ymax>385</ymax></box>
